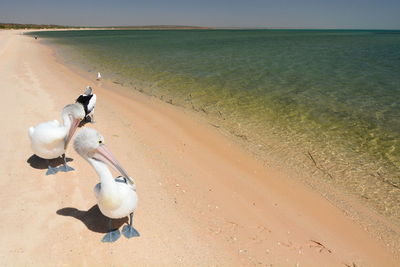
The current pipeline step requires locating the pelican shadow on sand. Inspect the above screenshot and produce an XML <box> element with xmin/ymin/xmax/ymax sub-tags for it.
<box><xmin>27</xmin><ymin>154</ymin><xmax>73</xmax><ymax>170</ymax></box>
<box><xmin>57</xmin><ymin>205</ymin><xmax>129</xmax><ymax>234</ymax></box>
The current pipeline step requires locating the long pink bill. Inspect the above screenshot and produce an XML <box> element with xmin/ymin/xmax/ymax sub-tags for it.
<box><xmin>65</xmin><ymin>118</ymin><xmax>81</xmax><ymax>149</ymax></box>
<box><xmin>95</xmin><ymin>144</ymin><xmax>134</xmax><ymax>185</ymax></box>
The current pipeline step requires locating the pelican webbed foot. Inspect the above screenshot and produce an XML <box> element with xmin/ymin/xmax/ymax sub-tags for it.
<box><xmin>59</xmin><ymin>154</ymin><xmax>74</xmax><ymax>172</ymax></box>
<box><xmin>46</xmin><ymin>166</ymin><xmax>59</xmax><ymax>175</ymax></box>
<box><xmin>45</xmin><ymin>159</ymin><xmax>58</xmax><ymax>175</ymax></box>
<box><xmin>122</xmin><ymin>213</ymin><xmax>139</xmax><ymax>238</ymax></box>
<box><xmin>59</xmin><ymin>164</ymin><xmax>75</xmax><ymax>172</ymax></box>
<box><xmin>102</xmin><ymin>229</ymin><xmax>121</xmax><ymax>243</ymax></box>
<box><xmin>122</xmin><ymin>225</ymin><xmax>139</xmax><ymax>238</ymax></box>
<box><xmin>102</xmin><ymin>218</ymin><xmax>121</xmax><ymax>242</ymax></box>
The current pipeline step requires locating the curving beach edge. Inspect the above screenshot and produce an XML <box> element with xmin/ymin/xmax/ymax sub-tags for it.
<box><xmin>0</xmin><ymin>29</ymin><xmax>398</xmax><ymax>266</ymax></box>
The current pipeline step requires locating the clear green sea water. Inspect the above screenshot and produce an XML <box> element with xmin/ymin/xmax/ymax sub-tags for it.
<box><xmin>31</xmin><ymin>29</ymin><xmax>400</xmax><ymax>222</ymax></box>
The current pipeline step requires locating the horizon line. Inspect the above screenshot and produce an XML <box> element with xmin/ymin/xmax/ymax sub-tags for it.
<box><xmin>1</xmin><ymin>22</ymin><xmax>399</xmax><ymax>31</ymax></box>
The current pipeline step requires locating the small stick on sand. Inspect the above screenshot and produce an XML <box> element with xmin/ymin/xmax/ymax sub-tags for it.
<box><xmin>310</xmin><ymin>240</ymin><xmax>332</xmax><ymax>253</ymax></box>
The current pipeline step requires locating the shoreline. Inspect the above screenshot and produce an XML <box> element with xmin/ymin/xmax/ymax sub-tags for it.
<box><xmin>0</xmin><ymin>29</ymin><xmax>398</xmax><ymax>266</ymax></box>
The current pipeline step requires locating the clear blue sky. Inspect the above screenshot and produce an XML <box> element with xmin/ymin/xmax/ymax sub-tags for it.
<box><xmin>1</xmin><ymin>0</ymin><xmax>399</xmax><ymax>29</ymax></box>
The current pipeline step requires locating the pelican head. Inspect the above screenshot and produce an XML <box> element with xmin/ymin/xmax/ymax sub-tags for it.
<box><xmin>63</xmin><ymin>103</ymin><xmax>85</xmax><ymax>149</ymax></box>
<box><xmin>63</xmin><ymin>103</ymin><xmax>85</xmax><ymax>119</ymax></box>
<box><xmin>73</xmin><ymin>128</ymin><xmax>133</xmax><ymax>184</ymax></box>
<box><xmin>74</xmin><ymin>127</ymin><xmax>104</xmax><ymax>158</ymax></box>
<box><xmin>84</xmin><ymin>86</ymin><xmax>93</xmax><ymax>95</ymax></box>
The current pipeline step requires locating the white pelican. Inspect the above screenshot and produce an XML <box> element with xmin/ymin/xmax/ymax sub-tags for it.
<box><xmin>76</xmin><ymin>86</ymin><xmax>96</xmax><ymax>123</ymax></box>
<box><xmin>29</xmin><ymin>103</ymin><xmax>85</xmax><ymax>175</ymax></box>
<box><xmin>96</xmin><ymin>72</ymin><xmax>101</xmax><ymax>81</ymax></box>
<box><xmin>73</xmin><ymin>128</ymin><xmax>139</xmax><ymax>242</ymax></box>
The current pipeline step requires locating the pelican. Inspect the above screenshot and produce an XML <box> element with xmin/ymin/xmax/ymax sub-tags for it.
<box><xmin>76</xmin><ymin>86</ymin><xmax>96</xmax><ymax>123</ymax></box>
<box><xmin>73</xmin><ymin>128</ymin><xmax>139</xmax><ymax>242</ymax></box>
<box><xmin>29</xmin><ymin>103</ymin><xmax>85</xmax><ymax>175</ymax></box>
<box><xmin>96</xmin><ymin>72</ymin><xmax>101</xmax><ymax>81</ymax></box>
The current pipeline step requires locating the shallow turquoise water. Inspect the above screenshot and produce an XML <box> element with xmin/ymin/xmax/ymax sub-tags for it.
<box><xmin>31</xmin><ymin>29</ymin><xmax>400</xmax><ymax>220</ymax></box>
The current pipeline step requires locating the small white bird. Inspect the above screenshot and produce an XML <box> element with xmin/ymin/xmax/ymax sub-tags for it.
<box><xmin>74</xmin><ymin>128</ymin><xmax>139</xmax><ymax>242</ymax></box>
<box><xmin>76</xmin><ymin>86</ymin><xmax>96</xmax><ymax>123</ymax></box>
<box><xmin>96</xmin><ymin>72</ymin><xmax>101</xmax><ymax>81</ymax></box>
<box><xmin>29</xmin><ymin>103</ymin><xmax>85</xmax><ymax>175</ymax></box>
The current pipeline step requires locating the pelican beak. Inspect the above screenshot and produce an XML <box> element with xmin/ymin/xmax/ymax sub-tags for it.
<box><xmin>95</xmin><ymin>144</ymin><xmax>135</xmax><ymax>185</ymax></box>
<box><xmin>65</xmin><ymin>118</ymin><xmax>81</xmax><ymax>149</ymax></box>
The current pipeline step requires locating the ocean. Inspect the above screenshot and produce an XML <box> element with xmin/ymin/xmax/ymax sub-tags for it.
<box><xmin>30</xmin><ymin>29</ymin><xmax>400</xmax><ymax>222</ymax></box>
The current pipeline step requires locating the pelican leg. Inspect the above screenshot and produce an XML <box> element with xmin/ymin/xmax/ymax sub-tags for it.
<box><xmin>45</xmin><ymin>159</ymin><xmax>58</xmax><ymax>175</ymax></box>
<box><xmin>59</xmin><ymin>154</ymin><xmax>74</xmax><ymax>172</ymax></box>
<box><xmin>89</xmin><ymin>113</ymin><xmax>95</xmax><ymax>123</ymax></box>
<box><xmin>122</xmin><ymin>212</ymin><xmax>140</xmax><ymax>238</ymax></box>
<box><xmin>102</xmin><ymin>219</ymin><xmax>121</xmax><ymax>243</ymax></box>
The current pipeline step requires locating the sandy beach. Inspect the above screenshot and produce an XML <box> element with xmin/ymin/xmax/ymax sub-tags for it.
<box><xmin>0</xmin><ymin>29</ymin><xmax>398</xmax><ymax>266</ymax></box>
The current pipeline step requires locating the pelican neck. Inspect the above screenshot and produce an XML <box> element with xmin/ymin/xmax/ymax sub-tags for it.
<box><xmin>87</xmin><ymin>157</ymin><xmax>118</xmax><ymax>195</ymax></box>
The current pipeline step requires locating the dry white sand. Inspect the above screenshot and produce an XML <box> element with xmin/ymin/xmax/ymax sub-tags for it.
<box><xmin>0</xmin><ymin>29</ymin><xmax>397</xmax><ymax>266</ymax></box>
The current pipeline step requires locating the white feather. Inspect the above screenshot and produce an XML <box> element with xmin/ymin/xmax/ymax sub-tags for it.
<box><xmin>29</xmin><ymin>120</ymin><xmax>68</xmax><ymax>159</ymax></box>
<box><xmin>28</xmin><ymin>103</ymin><xmax>85</xmax><ymax>160</ymax></box>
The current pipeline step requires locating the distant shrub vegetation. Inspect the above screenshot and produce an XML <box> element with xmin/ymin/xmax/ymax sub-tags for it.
<box><xmin>0</xmin><ymin>23</ymin><xmax>72</xmax><ymax>29</ymax></box>
<box><xmin>0</xmin><ymin>23</ymin><xmax>211</xmax><ymax>30</ymax></box>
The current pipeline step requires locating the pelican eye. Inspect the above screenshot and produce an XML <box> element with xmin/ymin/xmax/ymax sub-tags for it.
<box><xmin>99</xmin><ymin>140</ymin><xmax>102</xmax><ymax>144</ymax></box>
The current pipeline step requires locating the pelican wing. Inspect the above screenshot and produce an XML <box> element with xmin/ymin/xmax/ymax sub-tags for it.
<box><xmin>76</xmin><ymin>94</ymin><xmax>95</xmax><ymax>115</ymax></box>
<box><xmin>87</xmin><ymin>94</ymin><xmax>96</xmax><ymax>113</ymax></box>
<box><xmin>29</xmin><ymin>120</ymin><xmax>66</xmax><ymax>146</ymax></box>
<box><xmin>29</xmin><ymin>120</ymin><xmax>67</xmax><ymax>159</ymax></box>
<box><xmin>115</xmin><ymin>176</ymin><xmax>136</xmax><ymax>191</ymax></box>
